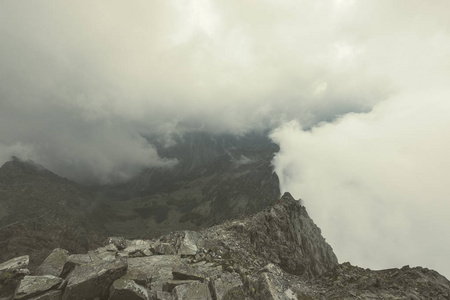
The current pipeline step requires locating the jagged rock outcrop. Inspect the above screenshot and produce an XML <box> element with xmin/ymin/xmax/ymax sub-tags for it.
<box><xmin>0</xmin><ymin>193</ymin><xmax>449</xmax><ymax>299</ymax></box>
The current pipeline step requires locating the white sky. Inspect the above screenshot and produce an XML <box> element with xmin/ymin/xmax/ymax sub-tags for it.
<box><xmin>1</xmin><ymin>0</ymin><xmax>450</xmax><ymax>277</ymax></box>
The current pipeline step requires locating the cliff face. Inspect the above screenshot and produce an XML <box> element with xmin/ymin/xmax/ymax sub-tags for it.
<box><xmin>3</xmin><ymin>193</ymin><xmax>447</xmax><ymax>300</ymax></box>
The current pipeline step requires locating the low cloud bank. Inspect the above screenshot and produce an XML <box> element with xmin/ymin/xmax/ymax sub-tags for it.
<box><xmin>0</xmin><ymin>1</ymin><xmax>400</xmax><ymax>182</ymax></box>
<box><xmin>271</xmin><ymin>89</ymin><xmax>450</xmax><ymax>278</ymax></box>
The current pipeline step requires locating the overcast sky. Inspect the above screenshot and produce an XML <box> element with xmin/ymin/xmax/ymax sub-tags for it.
<box><xmin>1</xmin><ymin>1</ymin><xmax>450</xmax><ymax>277</ymax></box>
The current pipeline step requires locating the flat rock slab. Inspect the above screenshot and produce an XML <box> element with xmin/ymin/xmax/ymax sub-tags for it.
<box><xmin>0</xmin><ymin>256</ymin><xmax>29</xmax><ymax>274</ymax></box>
<box><xmin>178</xmin><ymin>232</ymin><xmax>203</xmax><ymax>256</ymax></box>
<box><xmin>62</xmin><ymin>258</ymin><xmax>127</xmax><ymax>300</ymax></box>
<box><xmin>126</xmin><ymin>256</ymin><xmax>181</xmax><ymax>292</ymax></box>
<box><xmin>109</xmin><ymin>278</ymin><xmax>149</xmax><ymax>300</ymax></box>
<box><xmin>104</xmin><ymin>237</ymin><xmax>127</xmax><ymax>250</ymax></box>
<box><xmin>34</xmin><ymin>249</ymin><xmax>69</xmax><ymax>277</ymax></box>
<box><xmin>14</xmin><ymin>275</ymin><xmax>62</xmax><ymax>300</ymax></box>
<box><xmin>172</xmin><ymin>282</ymin><xmax>212</xmax><ymax>300</ymax></box>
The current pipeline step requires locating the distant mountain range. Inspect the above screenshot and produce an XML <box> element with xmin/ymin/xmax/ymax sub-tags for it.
<box><xmin>0</xmin><ymin>132</ymin><xmax>280</xmax><ymax>269</ymax></box>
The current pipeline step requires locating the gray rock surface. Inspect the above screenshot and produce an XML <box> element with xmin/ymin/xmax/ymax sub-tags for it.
<box><xmin>178</xmin><ymin>232</ymin><xmax>202</xmax><ymax>256</ymax></box>
<box><xmin>62</xmin><ymin>257</ymin><xmax>127</xmax><ymax>300</ymax></box>
<box><xmin>0</xmin><ymin>256</ymin><xmax>30</xmax><ymax>298</ymax></box>
<box><xmin>109</xmin><ymin>278</ymin><xmax>149</xmax><ymax>300</ymax></box>
<box><xmin>126</xmin><ymin>256</ymin><xmax>181</xmax><ymax>292</ymax></box>
<box><xmin>25</xmin><ymin>290</ymin><xmax>62</xmax><ymax>300</ymax></box>
<box><xmin>153</xmin><ymin>242</ymin><xmax>176</xmax><ymax>255</ymax></box>
<box><xmin>34</xmin><ymin>249</ymin><xmax>69</xmax><ymax>277</ymax></box>
<box><xmin>0</xmin><ymin>256</ymin><xmax>29</xmax><ymax>272</ymax></box>
<box><xmin>171</xmin><ymin>281</ymin><xmax>211</xmax><ymax>300</ymax></box>
<box><xmin>13</xmin><ymin>275</ymin><xmax>62</xmax><ymax>300</ymax></box>
<box><xmin>1</xmin><ymin>193</ymin><xmax>449</xmax><ymax>300</ymax></box>
<box><xmin>210</xmin><ymin>272</ymin><xmax>244</xmax><ymax>300</ymax></box>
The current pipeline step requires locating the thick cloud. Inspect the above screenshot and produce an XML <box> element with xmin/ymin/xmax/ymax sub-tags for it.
<box><xmin>272</xmin><ymin>90</ymin><xmax>450</xmax><ymax>277</ymax></box>
<box><xmin>0</xmin><ymin>0</ymin><xmax>398</xmax><ymax>182</ymax></box>
<box><xmin>270</xmin><ymin>1</ymin><xmax>450</xmax><ymax>277</ymax></box>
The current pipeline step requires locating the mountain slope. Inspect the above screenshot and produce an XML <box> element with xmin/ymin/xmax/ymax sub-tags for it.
<box><xmin>98</xmin><ymin>131</ymin><xmax>280</xmax><ymax>239</ymax></box>
<box><xmin>0</xmin><ymin>132</ymin><xmax>281</xmax><ymax>267</ymax></box>
<box><xmin>0</xmin><ymin>157</ymin><xmax>106</xmax><ymax>269</ymax></box>
<box><xmin>1</xmin><ymin>193</ymin><xmax>448</xmax><ymax>300</ymax></box>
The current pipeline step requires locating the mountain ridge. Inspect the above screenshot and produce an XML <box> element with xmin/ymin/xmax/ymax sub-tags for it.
<box><xmin>1</xmin><ymin>193</ymin><xmax>448</xmax><ymax>299</ymax></box>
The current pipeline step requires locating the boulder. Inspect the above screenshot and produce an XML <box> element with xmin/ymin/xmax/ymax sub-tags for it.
<box><xmin>23</xmin><ymin>290</ymin><xmax>62</xmax><ymax>300</ymax></box>
<box><xmin>149</xmin><ymin>291</ymin><xmax>173</xmax><ymax>300</ymax></box>
<box><xmin>104</xmin><ymin>237</ymin><xmax>127</xmax><ymax>250</ymax></box>
<box><xmin>34</xmin><ymin>249</ymin><xmax>69</xmax><ymax>277</ymax></box>
<box><xmin>125</xmin><ymin>256</ymin><xmax>181</xmax><ymax>292</ymax></box>
<box><xmin>0</xmin><ymin>256</ymin><xmax>30</xmax><ymax>298</ymax></box>
<box><xmin>0</xmin><ymin>256</ymin><xmax>29</xmax><ymax>276</ymax></box>
<box><xmin>210</xmin><ymin>273</ymin><xmax>244</xmax><ymax>300</ymax></box>
<box><xmin>62</xmin><ymin>257</ymin><xmax>127</xmax><ymax>300</ymax></box>
<box><xmin>153</xmin><ymin>242</ymin><xmax>176</xmax><ymax>255</ymax></box>
<box><xmin>60</xmin><ymin>250</ymin><xmax>117</xmax><ymax>279</ymax></box>
<box><xmin>249</xmin><ymin>272</ymin><xmax>297</xmax><ymax>300</ymax></box>
<box><xmin>13</xmin><ymin>275</ymin><xmax>62</xmax><ymax>300</ymax></box>
<box><xmin>171</xmin><ymin>282</ymin><xmax>212</xmax><ymax>300</ymax></box>
<box><xmin>60</xmin><ymin>253</ymin><xmax>95</xmax><ymax>278</ymax></box>
<box><xmin>109</xmin><ymin>278</ymin><xmax>149</xmax><ymax>300</ymax></box>
<box><xmin>178</xmin><ymin>232</ymin><xmax>203</xmax><ymax>256</ymax></box>
<box><xmin>121</xmin><ymin>240</ymin><xmax>153</xmax><ymax>257</ymax></box>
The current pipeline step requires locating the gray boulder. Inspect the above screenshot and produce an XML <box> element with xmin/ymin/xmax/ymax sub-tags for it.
<box><xmin>109</xmin><ymin>278</ymin><xmax>149</xmax><ymax>300</ymax></box>
<box><xmin>104</xmin><ymin>237</ymin><xmax>127</xmax><ymax>250</ymax></box>
<box><xmin>13</xmin><ymin>275</ymin><xmax>62</xmax><ymax>300</ymax></box>
<box><xmin>22</xmin><ymin>290</ymin><xmax>62</xmax><ymax>300</ymax></box>
<box><xmin>152</xmin><ymin>242</ymin><xmax>176</xmax><ymax>255</ymax></box>
<box><xmin>62</xmin><ymin>257</ymin><xmax>127</xmax><ymax>300</ymax></box>
<box><xmin>171</xmin><ymin>282</ymin><xmax>212</xmax><ymax>300</ymax></box>
<box><xmin>249</xmin><ymin>271</ymin><xmax>298</xmax><ymax>300</ymax></box>
<box><xmin>34</xmin><ymin>249</ymin><xmax>69</xmax><ymax>277</ymax></box>
<box><xmin>121</xmin><ymin>240</ymin><xmax>152</xmax><ymax>257</ymax></box>
<box><xmin>0</xmin><ymin>256</ymin><xmax>30</xmax><ymax>298</ymax></box>
<box><xmin>125</xmin><ymin>256</ymin><xmax>181</xmax><ymax>292</ymax></box>
<box><xmin>178</xmin><ymin>232</ymin><xmax>203</xmax><ymax>256</ymax></box>
<box><xmin>210</xmin><ymin>273</ymin><xmax>244</xmax><ymax>300</ymax></box>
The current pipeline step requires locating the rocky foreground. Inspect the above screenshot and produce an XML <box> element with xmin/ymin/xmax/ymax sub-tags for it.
<box><xmin>1</xmin><ymin>193</ymin><xmax>449</xmax><ymax>300</ymax></box>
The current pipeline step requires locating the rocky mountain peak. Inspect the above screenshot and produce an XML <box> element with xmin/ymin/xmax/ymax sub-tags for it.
<box><xmin>1</xmin><ymin>193</ymin><xmax>449</xmax><ymax>299</ymax></box>
<box><xmin>0</xmin><ymin>157</ymin><xmax>59</xmax><ymax>183</ymax></box>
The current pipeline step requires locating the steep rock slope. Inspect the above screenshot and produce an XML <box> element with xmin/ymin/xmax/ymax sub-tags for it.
<box><xmin>98</xmin><ymin>131</ymin><xmax>280</xmax><ymax>238</ymax></box>
<box><xmin>2</xmin><ymin>193</ymin><xmax>448</xmax><ymax>300</ymax></box>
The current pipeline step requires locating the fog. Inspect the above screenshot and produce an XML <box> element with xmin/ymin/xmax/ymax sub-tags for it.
<box><xmin>0</xmin><ymin>1</ymin><xmax>394</xmax><ymax>182</ymax></box>
<box><xmin>1</xmin><ymin>0</ymin><xmax>450</xmax><ymax>277</ymax></box>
